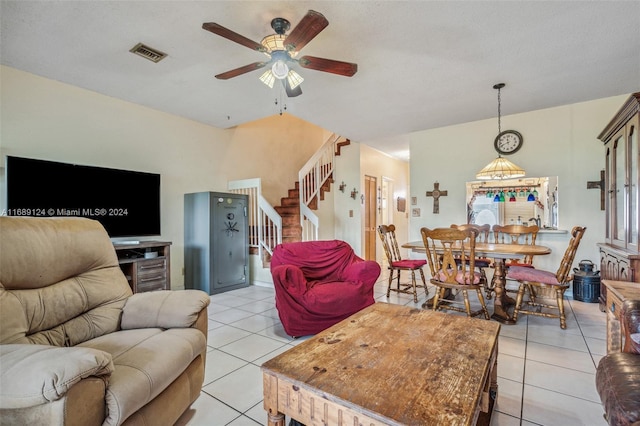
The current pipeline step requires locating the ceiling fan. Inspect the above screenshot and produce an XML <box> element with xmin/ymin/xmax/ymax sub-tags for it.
<box><xmin>202</xmin><ymin>10</ymin><xmax>358</xmax><ymax>97</ymax></box>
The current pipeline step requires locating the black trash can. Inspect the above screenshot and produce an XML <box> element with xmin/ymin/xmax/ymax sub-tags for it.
<box><xmin>572</xmin><ymin>260</ymin><xmax>600</xmax><ymax>303</ymax></box>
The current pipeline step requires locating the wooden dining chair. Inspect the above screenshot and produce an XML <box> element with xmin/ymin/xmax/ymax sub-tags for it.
<box><xmin>493</xmin><ymin>224</ymin><xmax>540</xmax><ymax>266</ymax></box>
<box><xmin>508</xmin><ymin>226</ymin><xmax>586</xmax><ymax>329</ymax></box>
<box><xmin>491</xmin><ymin>224</ymin><xmax>540</xmax><ymax>294</ymax></box>
<box><xmin>420</xmin><ymin>226</ymin><xmax>490</xmax><ymax>319</ymax></box>
<box><xmin>451</xmin><ymin>223</ymin><xmax>493</xmax><ymax>298</ymax></box>
<box><xmin>378</xmin><ymin>224</ymin><xmax>428</xmax><ymax>303</ymax></box>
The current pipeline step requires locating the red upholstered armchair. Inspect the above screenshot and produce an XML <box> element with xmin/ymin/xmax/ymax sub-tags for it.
<box><xmin>270</xmin><ymin>240</ymin><xmax>381</xmax><ymax>337</ymax></box>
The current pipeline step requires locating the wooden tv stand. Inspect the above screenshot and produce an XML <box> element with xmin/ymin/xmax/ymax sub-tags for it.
<box><xmin>113</xmin><ymin>241</ymin><xmax>171</xmax><ymax>293</ymax></box>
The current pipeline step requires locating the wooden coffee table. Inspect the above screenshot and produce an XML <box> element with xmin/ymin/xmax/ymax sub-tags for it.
<box><xmin>262</xmin><ymin>303</ymin><xmax>500</xmax><ymax>425</ymax></box>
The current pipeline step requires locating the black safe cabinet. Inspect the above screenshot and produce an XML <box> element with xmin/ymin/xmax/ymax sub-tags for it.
<box><xmin>184</xmin><ymin>191</ymin><xmax>249</xmax><ymax>294</ymax></box>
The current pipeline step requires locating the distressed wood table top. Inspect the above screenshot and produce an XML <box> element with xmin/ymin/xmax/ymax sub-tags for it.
<box><xmin>402</xmin><ymin>241</ymin><xmax>551</xmax><ymax>259</ymax></box>
<box><xmin>261</xmin><ymin>303</ymin><xmax>500</xmax><ymax>425</ymax></box>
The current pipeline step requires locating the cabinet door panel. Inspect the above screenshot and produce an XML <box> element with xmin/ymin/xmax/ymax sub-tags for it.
<box><xmin>613</xmin><ymin>132</ymin><xmax>626</xmax><ymax>246</ymax></box>
<box><xmin>629</xmin><ymin>120</ymin><xmax>639</xmax><ymax>251</ymax></box>
<box><xmin>618</xmin><ymin>258</ymin><xmax>631</xmax><ymax>281</ymax></box>
<box><xmin>606</xmin><ymin>147</ymin><xmax>612</xmax><ymax>242</ymax></box>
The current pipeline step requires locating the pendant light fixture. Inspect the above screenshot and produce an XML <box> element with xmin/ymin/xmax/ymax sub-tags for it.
<box><xmin>476</xmin><ymin>83</ymin><xmax>526</xmax><ymax>180</ymax></box>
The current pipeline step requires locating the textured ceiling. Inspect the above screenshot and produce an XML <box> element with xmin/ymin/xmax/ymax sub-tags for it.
<box><xmin>1</xmin><ymin>1</ymin><xmax>639</xmax><ymax>161</ymax></box>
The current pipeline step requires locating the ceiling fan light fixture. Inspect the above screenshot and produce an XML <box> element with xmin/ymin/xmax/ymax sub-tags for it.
<box><xmin>259</xmin><ymin>69</ymin><xmax>276</xmax><ymax>88</ymax></box>
<box><xmin>286</xmin><ymin>70</ymin><xmax>304</xmax><ymax>90</ymax></box>
<box><xmin>261</xmin><ymin>34</ymin><xmax>285</xmax><ymax>53</ymax></box>
<box><xmin>271</xmin><ymin>60</ymin><xmax>289</xmax><ymax>80</ymax></box>
<box><xmin>261</xmin><ymin>34</ymin><xmax>298</xmax><ymax>58</ymax></box>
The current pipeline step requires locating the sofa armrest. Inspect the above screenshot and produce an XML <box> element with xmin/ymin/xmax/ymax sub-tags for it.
<box><xmin>0</xmin><ymin>344</ymin><xmax>113</xmax><ymax>409</ymax></box>
<box><xmin>622</xmin><ymin>299</ymin><xmax>640</xmax><ymax>354</ymax></box>
<box><xmin>341</xmin><ymin>260</ymin><xmax>382</xmax><ymax>286</ymax></box>
<box><xmin>121</xmin><ymin>290</ymin><xmax>210</xmax><ymax>330</ymax></box>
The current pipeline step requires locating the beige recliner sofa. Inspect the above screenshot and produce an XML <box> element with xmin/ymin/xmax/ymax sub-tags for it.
<box><xmin>0</xmin><ymin>216</ymin><xmax>210</xmax><ymax>426</ymax></box>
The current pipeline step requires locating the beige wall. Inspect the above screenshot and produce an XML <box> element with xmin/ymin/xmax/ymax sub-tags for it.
<box><xmin>0</xmin><ymin>66</ymin><xmax>326</xmax><ymax>288</ymax></box>
<box><xmin>224</xmin><ymin>114</ymin><xmax>327</xmax><ymax>205</ymax></box>
<box><xmin>408</xmin><ymin>94</ymin><xmax>629</xmax><ymax>272</ymax></box>
<box><xmin>360</xmin><ymin>144</ymin><xmax>410</xmax><ymax>265</ymax></box>
<box><xmin>321</xmin><ymin>141</ymin><xmax>411</xmax><ymax>261</ymax></box>
<box><xmin>3</xmin><ymin>64</ymin><xmax>624</xmax><ymax>285</ymax></box>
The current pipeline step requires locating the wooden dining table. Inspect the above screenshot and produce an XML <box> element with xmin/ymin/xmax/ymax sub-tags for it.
<box><xmin>402</xmin><ymin>241</ymin><xmax>552</xmax><ymax>324</ymax></box>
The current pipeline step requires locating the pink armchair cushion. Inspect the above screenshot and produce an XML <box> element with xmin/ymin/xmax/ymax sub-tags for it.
<box><xmin>435</xmin><ymin>269</ymin><xmax>482</xmax><ymax>285</ymax></box>
<box><xmin>391</xmin><ymin>259</ymin><xmax>427</xmax><ymax>269</ymax></box>
<box><xmin>507</xmin><ymin>265</ymin><xmax>560</xmax><ymax>285</ymax></box>
<box><xmin>270</xmin><ymin>240</ymin><xmax>381</xmax><ymax>337</ymax></box>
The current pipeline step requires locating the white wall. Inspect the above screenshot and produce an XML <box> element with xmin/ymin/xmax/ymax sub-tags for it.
<box><xmin>408</xmin><ymin>94</ymin><xmax>629</xmax><ymax>271</ymax></box>
<box><xmin>333</xmin><ymin>141</ymin><xmax>362</xmax><ymax>253</ymax></box>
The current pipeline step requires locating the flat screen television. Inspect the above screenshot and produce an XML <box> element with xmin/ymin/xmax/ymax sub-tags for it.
<box><xmin>5</xmin><ymin>156</ymin><xmax>161</xmax><ymax>238</ymax></box>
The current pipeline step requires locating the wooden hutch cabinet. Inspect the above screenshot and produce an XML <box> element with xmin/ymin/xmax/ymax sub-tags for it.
<box><xmin>597</xmin><ymin>92</ymin><xmax>640</xmax><ymax>310</ymax></box>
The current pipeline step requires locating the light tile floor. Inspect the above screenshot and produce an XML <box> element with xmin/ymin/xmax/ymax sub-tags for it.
<box><xmin>176</xmin><ymin>275</ymin><xmax>608</xmax><ymax>426</ymax></box>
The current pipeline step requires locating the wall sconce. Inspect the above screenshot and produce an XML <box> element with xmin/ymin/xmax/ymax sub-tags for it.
<box><xmin>350</xmin><ymin>188</ymin><xmax>358</xmax><ymax>199</ymax></box>
<box><xmin>339</xmin><ymin>181</ymin><xmax>346</xmax><ymax>192</ymax></box>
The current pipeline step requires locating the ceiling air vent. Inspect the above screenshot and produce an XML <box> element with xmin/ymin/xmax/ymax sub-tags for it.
<box><xmin>129</xmin><ymin>43</ymin><xmax>167</xmax><ymax>63</ymax></box>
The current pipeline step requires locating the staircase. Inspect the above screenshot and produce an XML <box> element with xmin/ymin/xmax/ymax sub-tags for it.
<box><xmin>229</xmin><ymin>135</ymin><xmax>350</xmax><ymax>268</ymax></box>
<box><xmin>274</xmin><ymin>176</ymin><xmax>335</xmax><ymax>243</ymax></box>
<box><xmin>274</xmin><ymin>182</ymin><xmax>302</xmax><ymax>243</ymax></box>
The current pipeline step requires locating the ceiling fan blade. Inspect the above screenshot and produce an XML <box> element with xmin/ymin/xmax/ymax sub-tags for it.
<box><xmin>282</xmin><ymin>79</ymin><xmax>302</xmax><ymax>97</ymax></box>
<box><xmin>215</xmin><ymin>62</ymin><xmax>266</xmax><ymax>80</ymax></box>
<box><xmin>202</xmin><ymin>22</ymin><xmax>266</xmax><ymax>52</ymax></box>
<box><xmin>298</xmin><ymin>56</ymin><xmax>358</xmax><ymax>77</ymax></box>
<box><xmin>284</xmin><ymin>10</ymin><xmax>328</xmax><ymax>53</ymax></box>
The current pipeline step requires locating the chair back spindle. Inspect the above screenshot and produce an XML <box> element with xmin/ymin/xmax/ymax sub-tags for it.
<box><xmin>451</xmin><ymin>223</ymin><xmax>493</xmax><ymax>298</ymax></box>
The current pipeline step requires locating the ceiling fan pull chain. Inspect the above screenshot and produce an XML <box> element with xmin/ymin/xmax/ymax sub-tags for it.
<box><xmin>275</xmin><ymin>87</ymin><xmax>287</xmax><ymax>116</ymax></box>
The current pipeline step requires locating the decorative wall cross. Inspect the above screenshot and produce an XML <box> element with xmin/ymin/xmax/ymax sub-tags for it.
<box><xmin>587</xmin><ymin>170</ymin><xmax>605</xmax><ymax>211</ymax></box>
<box><xmin>426</xmin><ymin>182</ymin><xmax>448</xmax><ymax>214</ymax></box>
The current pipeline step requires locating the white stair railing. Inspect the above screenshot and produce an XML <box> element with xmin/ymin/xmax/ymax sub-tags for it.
<box><xmin>228</xmin><ymin>178</ymin><xmax>282</xmax><ymax>260</ymax></box>
<box><xmin>298</xmin><ymin>133</ymin><xmax>342</xmax><ymax>241</ymax></box>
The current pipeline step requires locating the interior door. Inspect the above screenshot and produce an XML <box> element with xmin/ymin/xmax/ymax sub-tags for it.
<box><xmin>364</xmin><ymin>175</ymin><xmax>377</xmax><ymax>260</ymax></box>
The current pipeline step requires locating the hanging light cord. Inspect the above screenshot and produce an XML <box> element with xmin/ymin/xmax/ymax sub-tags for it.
<box><xmin>497</xmin><ymin>86</ymin><xmax>502</xmax><ymax>134</ymax></box>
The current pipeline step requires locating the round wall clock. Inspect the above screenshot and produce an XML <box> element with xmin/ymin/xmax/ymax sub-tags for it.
<box><xmin>494</xmin><ymin>130</ymin><xmax>523</xmax><ymax>155</ymax></box>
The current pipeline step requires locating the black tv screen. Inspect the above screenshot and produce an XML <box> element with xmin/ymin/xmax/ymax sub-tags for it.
<box><xmin>5</xmin><ymin>156</ymin><xmax>161</xmax><ymax>238</ymax></box>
